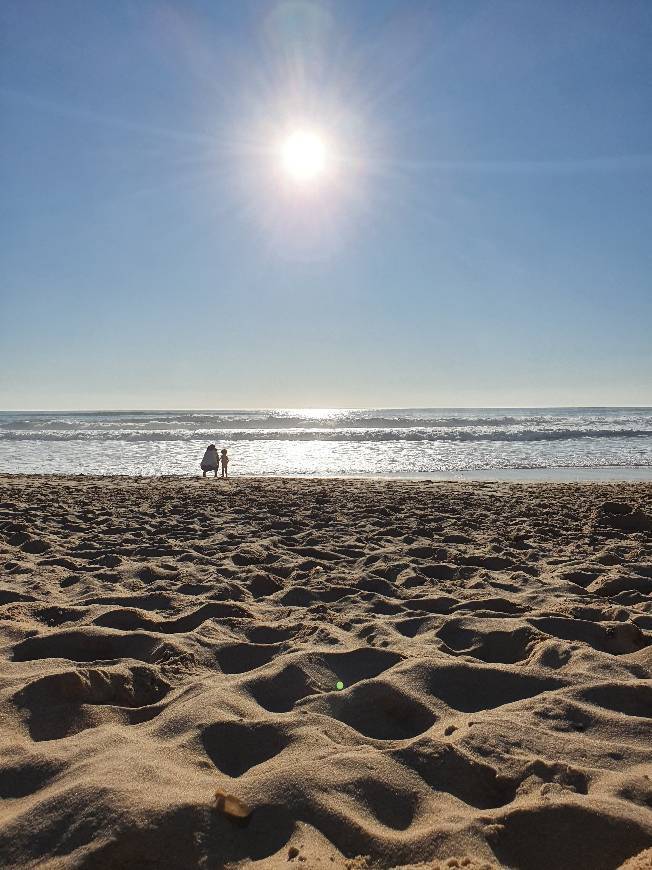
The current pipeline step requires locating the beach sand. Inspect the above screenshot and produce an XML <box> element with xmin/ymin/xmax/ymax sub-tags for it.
<box><xmin>1</xmin><ymin>475</ymin><xmax>651</xmax><ymax>869</ymax></box>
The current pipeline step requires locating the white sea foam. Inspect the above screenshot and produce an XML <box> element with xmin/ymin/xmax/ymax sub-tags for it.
<box><xmin>0</xmin><ymin>408</ymin><xmax>650</xmax><ymax>477</ymax></box>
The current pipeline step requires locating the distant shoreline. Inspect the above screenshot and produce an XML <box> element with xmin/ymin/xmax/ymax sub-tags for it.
<box><xmin>2</xmin><ymin>467</ymin><xmax>652</xmax><ymax>483</ymax></box>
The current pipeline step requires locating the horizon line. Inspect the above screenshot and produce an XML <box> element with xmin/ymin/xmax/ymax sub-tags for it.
<box><xmin>1</xmin><ymin>405</ymin><xmax>651</xmax><ymax>414</ymax></box>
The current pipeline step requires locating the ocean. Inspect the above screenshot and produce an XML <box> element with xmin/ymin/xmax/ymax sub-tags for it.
<box><xmin>1</xmin><ymin>407</ymin><xmax>651</xmax><ymax>479</ymax></box>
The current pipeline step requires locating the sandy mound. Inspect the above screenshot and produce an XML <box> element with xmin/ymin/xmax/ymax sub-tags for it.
<box><xmin>1</xmin><ymin>476</ymin><xmax>651</xmax><ymax>868</ymax></box>
<box><xmin>618</xmin><ymin>849</ymin><xmax>652</xmax><ymax>870</ymax></box>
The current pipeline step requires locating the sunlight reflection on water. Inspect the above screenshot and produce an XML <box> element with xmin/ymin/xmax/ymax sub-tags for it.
<box><xmin>1</xmin><ymin>409</ymin><xmax>651</xmax><ymax>476</ymax></box>
<box><xmin>1</xmin><ymin>436</ymin><xmax>651</xmax><ymax>477</ymax></box>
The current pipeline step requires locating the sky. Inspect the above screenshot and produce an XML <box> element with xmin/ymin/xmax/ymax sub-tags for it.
<box><xmin>1</xmin><ymin>0</ymin><xmax>651</xmax><ymax>410</ymax></box>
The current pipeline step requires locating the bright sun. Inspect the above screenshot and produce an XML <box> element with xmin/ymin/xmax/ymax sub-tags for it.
<box><xmin>280</xmin><ymin>130</ymin><xmax>327</xmax><ymax>183</ymax></box>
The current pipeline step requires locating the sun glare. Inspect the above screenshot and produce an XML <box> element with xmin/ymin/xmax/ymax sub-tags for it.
<box><xmin>280</xmin><ymin>130</ymin><xmax>327</xmax><ymax>183</ymax></box>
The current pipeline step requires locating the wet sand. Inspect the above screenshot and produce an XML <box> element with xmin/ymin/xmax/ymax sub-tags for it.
<box><xmin>1</xmin><ymin>475</ymin><xmax>651</xmax><ymax>869</ymax></box>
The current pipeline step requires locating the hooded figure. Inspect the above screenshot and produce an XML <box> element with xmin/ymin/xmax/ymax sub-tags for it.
<box><xmin>200</xmin><ymin>444</ymin><xmax>219</xmax><ymax>476</ymax></box>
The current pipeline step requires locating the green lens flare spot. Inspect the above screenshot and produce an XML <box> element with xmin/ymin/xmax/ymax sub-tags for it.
<box><xmin>336</xmin><ymin>681</ymin><xmax>344</xmax><ymax>690</ymax></box>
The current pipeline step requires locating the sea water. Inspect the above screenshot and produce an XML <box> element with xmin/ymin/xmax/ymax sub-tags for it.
<box><xmin>1</xmin><ymin>408</ymin><xmax>651</xmax><ymax>479</ymax></box>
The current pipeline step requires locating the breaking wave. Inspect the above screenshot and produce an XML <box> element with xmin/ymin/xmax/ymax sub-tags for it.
<box><xmin>1</xmin><ymin>428</ymin><xmax>651</xmax><ymax>443</ymax></box>
<box><xmin>2</xmin><ymin>409</ymin><xmax>651</xmax><ymax>475</ymax></box>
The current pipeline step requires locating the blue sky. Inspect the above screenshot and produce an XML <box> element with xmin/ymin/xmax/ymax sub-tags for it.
<box><xmin>1</xmin><ymin>0</ymin><xmax>651</xmax><ymax>409</ymax></box>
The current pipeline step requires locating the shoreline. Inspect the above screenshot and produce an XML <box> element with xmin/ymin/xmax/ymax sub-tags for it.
<box><xmin>1</xmin><ymin>465</ymin><xmax>652</xmax><ymax>483</ymax></box>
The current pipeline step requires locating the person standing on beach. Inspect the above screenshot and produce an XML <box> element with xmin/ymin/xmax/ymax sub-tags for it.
<box><xmin>200</xmin><ymin>444</ymin><xmax>219</xmax><ymax>478</ymax></box>
<box><xmin>220</xmin><ymin>448</ymin><xmax>229</xmax><ymax>478</ymax></box>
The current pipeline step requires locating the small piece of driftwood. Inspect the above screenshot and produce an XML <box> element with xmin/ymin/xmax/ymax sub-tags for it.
<box><xmin>214</xmin><ymin>788</ymin><xmax>252</xmax><ymax>819</ymax></box>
